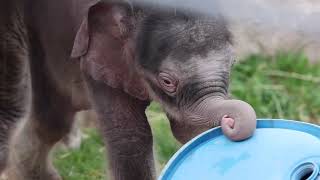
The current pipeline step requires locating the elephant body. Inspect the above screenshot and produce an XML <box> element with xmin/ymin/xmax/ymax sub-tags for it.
<box><xmin>0</xmin><ymin>0</ymin><xmax>256</xmax><ymax>179</ymax></box>
<box><xmin>25</xmin><ymin>0</ymin><xmax>93</xmax><ymax>109</ymax></box>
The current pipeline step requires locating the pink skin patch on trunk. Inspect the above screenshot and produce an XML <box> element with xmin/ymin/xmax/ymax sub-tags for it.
<box><xmin>222</xmin><ymin>115</ymin><xmax>235</xmax><ymax>129</ymax></box>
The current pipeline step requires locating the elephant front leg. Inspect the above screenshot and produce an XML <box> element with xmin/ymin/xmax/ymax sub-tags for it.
<box><xmin>102</xmin><ymin>125</ymin><xmax>155</xmax><ymax>180</ymax></box>
<box><xmin>85</xmin><ymin>77</ymin><xmax>155</xmax><ymax>180</ymax></box>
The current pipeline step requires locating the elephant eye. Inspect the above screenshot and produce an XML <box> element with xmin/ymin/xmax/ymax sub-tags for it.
<box><xmin>158</xmin><ymin>72</ymin><xmax>178</xmax><ymax>95</ymax></box>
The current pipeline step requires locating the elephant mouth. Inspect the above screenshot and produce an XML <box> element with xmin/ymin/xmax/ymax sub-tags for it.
<box><xmin>179</xmin><ymin>98</ymin><xmax>257</xmax><ymax>141</ymax></box>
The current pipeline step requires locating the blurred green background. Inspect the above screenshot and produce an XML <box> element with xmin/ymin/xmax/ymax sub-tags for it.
<box><xmin>53</xmin><ymin>53</ymin><xmax>320</xmax><ymax>180</ymax></box>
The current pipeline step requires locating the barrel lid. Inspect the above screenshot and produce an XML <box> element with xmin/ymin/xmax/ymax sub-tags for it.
<box><xmin>159</xmin><ymin>119</ymin><xmax>320</xmax><ymax>180</ymax></box>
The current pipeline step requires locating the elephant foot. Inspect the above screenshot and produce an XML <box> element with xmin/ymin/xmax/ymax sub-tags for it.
<box><xmin>59</xmin><ymin>119</ymin><xmax>83</xmax><ymax>150</ymax></box>
<box><xmin>0</xmin><ymin>146</ymin><xmax>9</xmax><ymax>174</ymax></box>
<box><xmin>3</xmin><ymin>164</ymin><xmax>62</xmax><ymax>180</ymax></box>
<box><xmin>44</xmin><ymin>164</ymin><xmax>62</xmax><ymax>180</ymax></box>
<box><xmin>5</xmin><ymin>147</ymin><xmax>62</xmax><ymax>180</ymax></box>
<box><xmin>5</xmin><ymin>121</ymin><xmax>62</xmax><ymax>180</ymax></box>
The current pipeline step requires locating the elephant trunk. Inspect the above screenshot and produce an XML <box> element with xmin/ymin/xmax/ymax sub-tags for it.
<box><xmin>169</xmin><ymin>99</ymin><xmax>257</xmax><ymax>144</ymax></box>
<box><xmin>209</xmin><ymin>99</ymin><xmax>257</xmax><ymax>141</ymax></box>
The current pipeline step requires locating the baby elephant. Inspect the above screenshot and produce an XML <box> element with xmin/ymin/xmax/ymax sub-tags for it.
<box><xmin>0</xmin><ymin>0</ymin><xmax>256</xmax><ymax>179</ymax></box>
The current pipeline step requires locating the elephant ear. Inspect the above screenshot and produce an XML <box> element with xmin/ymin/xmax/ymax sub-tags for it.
<box><xmin>71</xmin><ymin>1</ymin><xmax>149</xmax><ymax>101</ymax></box>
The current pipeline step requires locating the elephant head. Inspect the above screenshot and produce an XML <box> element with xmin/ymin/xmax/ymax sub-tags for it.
<box><xmin>135</xmin><ymin>11</ymin><xmax>256</xmax><ymax>142</ymax></box>
<box><xmin>71</xmin><ymin>1</ymin><xmax>256</xmax><ymax>143</ymax></box>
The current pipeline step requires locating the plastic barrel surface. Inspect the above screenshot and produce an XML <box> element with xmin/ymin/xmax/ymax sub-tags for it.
<box><xmin>159</xmin><ymin>119</ymin><xmax>320</xmax><ymax>180</ymax></box>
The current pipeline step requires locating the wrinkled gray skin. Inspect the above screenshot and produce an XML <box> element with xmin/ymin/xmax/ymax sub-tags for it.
<box><xmin>0</xmin><ymin>0</ymin><xmax>256</xmax><ymax>179</ymax></box>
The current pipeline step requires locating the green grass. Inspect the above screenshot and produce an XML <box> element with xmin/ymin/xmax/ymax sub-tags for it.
<box><xmin>230</xmin><ymin>53</ymin><xmax>320</xmax><ymax>123</ymax></box>
<box><xmin>53</xmin><ymin>130</ymin><xmax>106</xmax><ymax>180</ymax></box>
<box><xmin>54</xmin><ymin>52</ymin><xmax>320</xmax><ymax>179</ymax></box>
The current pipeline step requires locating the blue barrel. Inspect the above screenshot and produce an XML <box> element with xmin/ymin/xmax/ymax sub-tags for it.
<box><xmin>159</xmin><ymin>119</ymin><xmax>320</xmax><ymax>180</ymax></box>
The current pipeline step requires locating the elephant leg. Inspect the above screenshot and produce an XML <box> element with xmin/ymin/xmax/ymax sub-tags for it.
<box><xmin>84</xmin><ymin>75</ymin><xmax>155</xmax><ymax>180</ymax></box>
<box><xmin>60</xmin><ymin>117</ymin><xmax>83</xmax><ymax>150</ymax></box>
<box><xmin>6</xmin><ymin>91</ymin><xmax>76</xmax><ymax>180</ymax></box>
<box><xmin>5</xmin><ymin>49</ymin><xmax>76</xmax><ymax>180</ymax></box>
<box><xmin>0</xmin><ymin>6</ymin><xmax>30</xmax><ymax>174</ymax></box>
